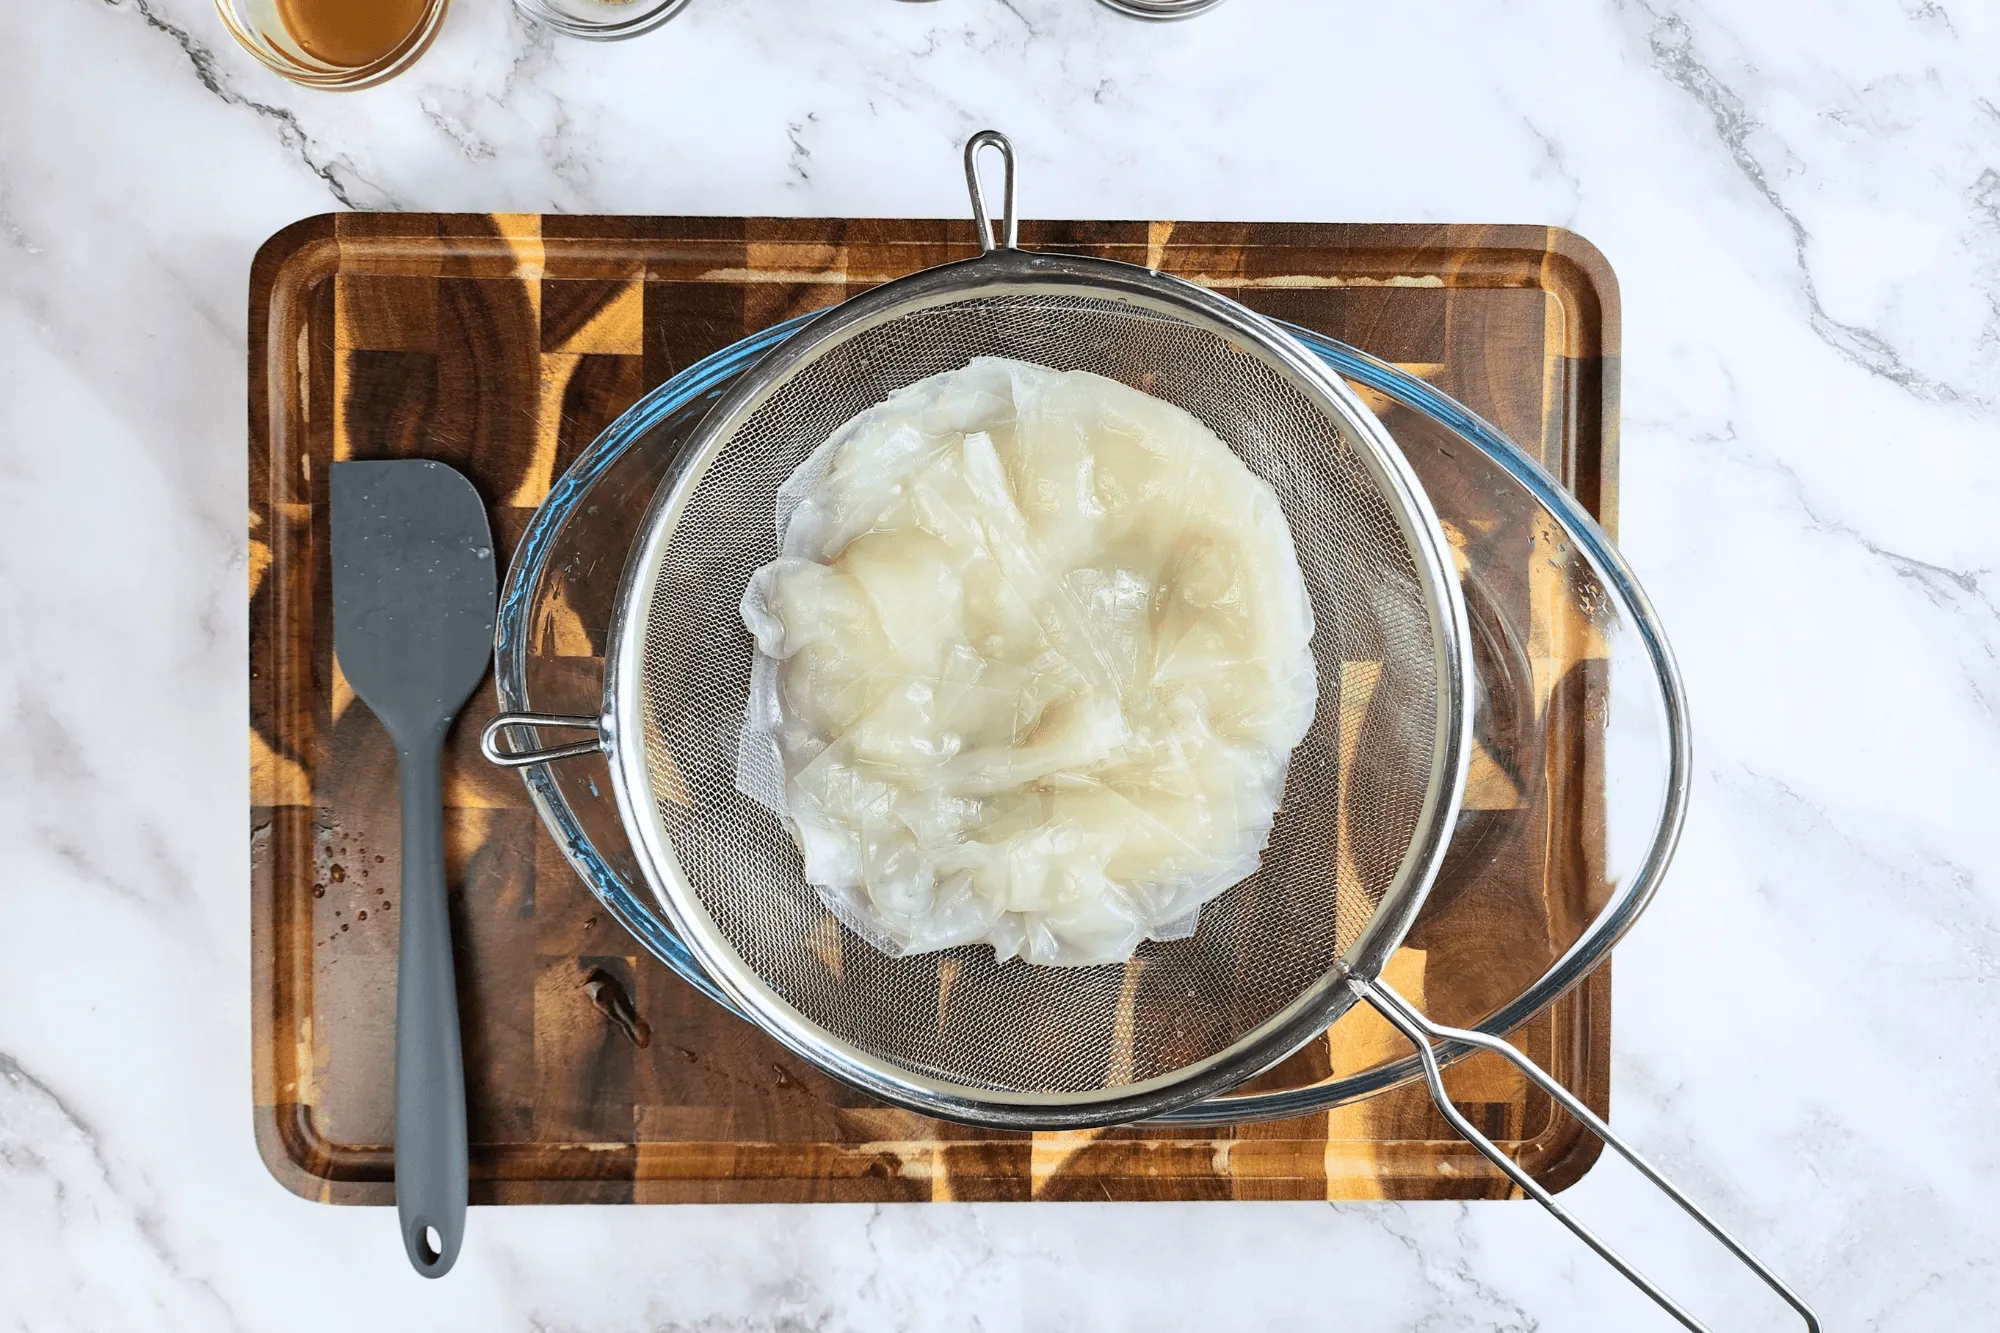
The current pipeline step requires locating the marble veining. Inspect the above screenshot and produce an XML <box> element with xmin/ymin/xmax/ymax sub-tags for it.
<box><xmin>3</xmin><ymin>0</ymin><xmax>1998</xmax><ymax>1328</ymax></box>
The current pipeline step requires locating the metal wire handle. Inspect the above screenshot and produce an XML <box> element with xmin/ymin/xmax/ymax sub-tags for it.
<box><xmin>481</xmin><ymin>712</ymin><xmax>605</xmax><ymax>767</ymax></box>
<box><xmin>964</xmin><ymin>131</ymin><xmax>1018</xmax><ymax>253</ymax></box>
<box><xmin>1355</xmin><ymin>977</ymin><xmax>1821</xmax><ymax>1332</ymax></box>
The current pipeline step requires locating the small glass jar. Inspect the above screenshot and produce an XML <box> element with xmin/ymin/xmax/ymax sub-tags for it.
<box><xmin>215</xmin><ymin>0</ymin><xmax>449</xmax><ymax>90</ymax></box>
<box><xmin>1095</xmin><ymin>0</ymin><xmax>1229</xmax><ymax>17</ymax></box>
<box><xmin>512</xmin><ymin>0</ymin><xmax>692</xmax><ymax>41</ymax></box>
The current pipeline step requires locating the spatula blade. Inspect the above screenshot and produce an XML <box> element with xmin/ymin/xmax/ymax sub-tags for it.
<box><xmin>331</xmin><ymin>459</ymin><xmax>496</xmax><ymax>738</ymax></box>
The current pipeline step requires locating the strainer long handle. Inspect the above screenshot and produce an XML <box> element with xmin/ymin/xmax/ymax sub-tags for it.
<box><xmin>1355</xmin><ymin>977</ymin><xmax>1820</xmax><ymax>1332</ymax></box>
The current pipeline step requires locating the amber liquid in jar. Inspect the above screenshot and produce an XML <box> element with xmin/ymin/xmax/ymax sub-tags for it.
<box><xmin>273</xmin><ymin>0</ymin><xmax>431</xmax><ymax>67</ymax></box>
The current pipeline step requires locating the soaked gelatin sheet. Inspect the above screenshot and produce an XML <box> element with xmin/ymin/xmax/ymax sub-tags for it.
<box><xmin>738</xmin><ymin>358</ymin><xmax>1318</xmax><ymax>966</ymax></box>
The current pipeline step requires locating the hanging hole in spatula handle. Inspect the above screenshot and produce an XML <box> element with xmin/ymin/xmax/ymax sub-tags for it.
<box><xmin>1353</xmin><ymin>977</ymin><xmax>1820</xmax><ymax>1333</ymax></box>
<box><xmin>964</xmin><ymin>130</ymin><xmax>1018</xmax><ymax>253</ymax></box>
<box><xmin>405</xmin><ymin>1217</ymin><xmax>454</xmax><ymax>1275</ymax></box>
<box><xmin>480</xmin><ymin>713</ymin><xmax>605</xmax><ymax>767</ymax></box>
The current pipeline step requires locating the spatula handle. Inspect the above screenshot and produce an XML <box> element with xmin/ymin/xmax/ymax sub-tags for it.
<box><xmin>394</xmin><ymin>730</ymin><xmax>467</xmax><ymax>1277</ymax></box>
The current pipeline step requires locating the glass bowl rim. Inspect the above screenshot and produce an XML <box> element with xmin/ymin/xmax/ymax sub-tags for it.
<box><xmin>491</xmin><ymin>315</ymin><xmax>1688</xmax><ymax>1122</ymax></box>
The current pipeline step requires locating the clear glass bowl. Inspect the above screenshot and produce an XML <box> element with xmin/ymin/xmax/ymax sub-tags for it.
<box><xmin>214</xmin><ymin>0</ymin><xmax>448</xmax><ymax>89</ymax></box>
<box><xmin>1095</xmin><ymin>0</ymin><xmax>1231</xmax><ymax>18</ymax></box>
<box><xmin>512</xmin><ymin>0</ymin><xmax>691</xmax><ymax>41</ymax></box>
<box><xmin>492</xmin><ymin>319</ymin><xmax>1687</xmax><ymax>1120</ymax></box>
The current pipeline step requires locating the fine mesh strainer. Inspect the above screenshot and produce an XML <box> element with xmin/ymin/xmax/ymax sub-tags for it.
<box><xmin>483</xmin><ymin>134</ymin><xmax>1816</xmax><ymax>1331</ymax></box>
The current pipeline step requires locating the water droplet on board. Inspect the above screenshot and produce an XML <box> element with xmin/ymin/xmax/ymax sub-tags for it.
<box><xmin>357</xmin><ymin>910</ymin><xmax>368</xmax><ymax>921</ymax></box>
<box><xmin>340</xmin><ymin>923</ymin><xmax>349</xmax><ymax>932</ymax></box>
<box><xmin>330</xmin><ymin>864</ymin><xmax>346</xmax><ymax>882</ymax></box>
<box><xmin>312</xmin><ymin>885</ymin><xmax>326</xmax><ymax>898</ymax></box>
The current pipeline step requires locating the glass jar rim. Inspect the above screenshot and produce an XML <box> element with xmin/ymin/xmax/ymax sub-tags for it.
<box><xmin>213</xmin><ymin>0</ymin><xmax>450</xmax><ymax>91</ymax></box>
<box><xmin>511</xmin><ymin>0</ymin><xmax>693</xmax><ymax>42</ymax></box>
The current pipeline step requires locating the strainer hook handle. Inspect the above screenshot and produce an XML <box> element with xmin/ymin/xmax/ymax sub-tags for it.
<box><xmin>481</xmin><ymin>712</ymin><xmax>605</xmax><ymax>768</ymax></box>
<box><xmin>1355</xmin><ymin>976</ymin><xmax>1820</xmax><ymax>1333</ymax></box>
<box><xmin>964</xmin><ymin>130</ymin><xmax>1018</xmax><ymax>253</ymax></box>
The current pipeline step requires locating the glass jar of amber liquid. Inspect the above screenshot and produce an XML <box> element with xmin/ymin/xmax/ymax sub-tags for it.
<box><xmin>216</xmin><ymin>0</ymin><xmax>447</xmax><ymax>90</ymax></box>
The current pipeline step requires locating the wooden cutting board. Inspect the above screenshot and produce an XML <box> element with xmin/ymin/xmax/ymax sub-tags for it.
<box><xmin>249</xmin><ymin>214</ymin><xmax>1619</xmax><ymax>1204</ymax></box>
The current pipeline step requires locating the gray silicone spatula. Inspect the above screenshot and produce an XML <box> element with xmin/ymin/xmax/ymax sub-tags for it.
<box><xmin>330</xmin><ymin>459</ymin><xmax>495</xmax><ymax>1279</ymax></box>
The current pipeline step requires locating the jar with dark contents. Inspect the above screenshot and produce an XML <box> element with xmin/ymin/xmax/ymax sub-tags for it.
<box><xmin>215</xmin><ymin>0</ymin><xmax>448</xmax><ymax>89</ymax></box>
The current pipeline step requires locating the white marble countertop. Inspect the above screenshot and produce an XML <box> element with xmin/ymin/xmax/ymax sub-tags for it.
<box><xmin>4</xmin><ymin>0</ymin><xmax>1997</xmax><ymax>1327</ymax></box>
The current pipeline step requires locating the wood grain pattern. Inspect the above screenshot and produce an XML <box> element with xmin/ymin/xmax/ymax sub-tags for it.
<box><xmin>249</xmin><ymin>214</ymin><xmax>1621</xmax><ymax>1205</ymax></box>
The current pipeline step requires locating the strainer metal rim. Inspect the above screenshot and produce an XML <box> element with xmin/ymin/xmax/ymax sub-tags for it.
<box><xmin>597</xmin><ymin>244</ymin><xmax>1474</xmax><ymax>1129</ymax></box>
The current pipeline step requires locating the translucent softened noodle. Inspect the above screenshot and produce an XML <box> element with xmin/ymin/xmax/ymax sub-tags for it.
<box><xmin>737</xmin><ymin>358</ymin><xmax>1317</xmax><ymax>966</ymax></box>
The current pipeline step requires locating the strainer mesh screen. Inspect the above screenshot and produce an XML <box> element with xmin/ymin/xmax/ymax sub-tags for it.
<box><xmin>638</xmin><ymin>293</ymin><xmax>1441</xmax><ymax>1095</ymax></box>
